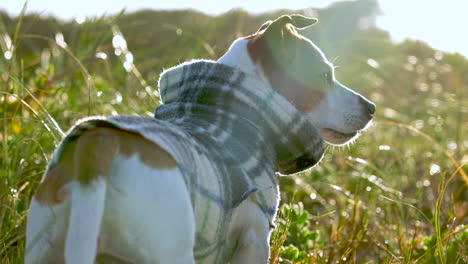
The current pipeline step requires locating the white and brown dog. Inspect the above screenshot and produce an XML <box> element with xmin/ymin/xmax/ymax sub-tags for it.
<box><xmin>25</xmin><ymin>15</ymin><xmax>375</xmax><ymax>264</ymax></box>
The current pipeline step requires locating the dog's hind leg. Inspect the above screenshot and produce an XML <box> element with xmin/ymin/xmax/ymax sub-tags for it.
<box><xmin>61</xmin><ymin>128</ymin><xmax>117</xmax><ymax>264</ymax></box>
<box><xmin>26</xmin><ymin>128</ymin><xmax>115</xmax><ymax>264</ymax></box>
<box><xmin>25</xmin><ymin>198</ymin><xmax>69</xmax><ymax>264</ymax></box>
<box><xmin>65</xmin><ymin>179</ymin><xmax>107</xmax><ymax>264</ymax></box>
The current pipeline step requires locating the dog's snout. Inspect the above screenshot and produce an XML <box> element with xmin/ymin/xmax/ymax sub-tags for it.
<box><xmin>359</xmin><ymin>96</ymin><xmax>376</xmax><ymax>115</ymax></box>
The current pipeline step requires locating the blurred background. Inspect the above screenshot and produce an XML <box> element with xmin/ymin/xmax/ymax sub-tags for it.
<box><xmin>3</xmin><ymin>0</ymin><xmax>468</xmax><ymax>57</ymax></box>
<box><xmin>0</xmin><ymin>0</ymin><xmax>466</xmax><ymax>263</ymax></box>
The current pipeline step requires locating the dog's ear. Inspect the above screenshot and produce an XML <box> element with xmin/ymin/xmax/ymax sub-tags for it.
<box><xmin>248</xmin><ymin>14</ymin><xmax>319</xmax><ymax>79</ymax></box>
<box><xmin>256</xmin><ymin>20</ymin><xmax>273</xmax><ymax>33</ymax></box>
<box><xmin>261</xmin><ymin>14</ymin><xmax>317</xmax><ymax>54</ymax></box>
<box><xmin>261</xmin><ymin>15</ymin><xmax>317</xmax><ymax>33</ymax></box>
<box><xmin>286</xmin><ymin>14</ymin><xmax>318</xmax><ymax>30</ymax></box>
<box><xmin>259</xmin><ymin>15</ymin><xmax>317</xmax><ymax>65</ymax></box>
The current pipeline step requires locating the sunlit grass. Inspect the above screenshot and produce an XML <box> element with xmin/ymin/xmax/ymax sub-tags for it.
<box><xmin>0</xmin><ymin>3</ymin><xmax>467</xmax><ymax>263</ymax></box>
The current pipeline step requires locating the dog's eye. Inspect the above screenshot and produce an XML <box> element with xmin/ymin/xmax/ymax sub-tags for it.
<box><xmin>323</xmin><ymin>72</ymin><xmax>332</xmax><ymax>83</ymax></box>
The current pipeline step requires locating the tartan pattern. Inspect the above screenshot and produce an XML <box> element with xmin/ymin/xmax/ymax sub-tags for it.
<box><xmin>45</xmin><ymin>60</ymin><xmax>324</xmax><ymax>263</ymax></box>
<box><xmin>156</xmin><ymin>60</ymin><xmax>325</xmax><ymax>175</ymax></box>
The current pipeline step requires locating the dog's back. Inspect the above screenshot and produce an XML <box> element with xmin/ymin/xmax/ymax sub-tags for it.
<box><xmin>26</xmin><ymin>125</ymin><xmax>196</xmax><ymax>263</ymax></box>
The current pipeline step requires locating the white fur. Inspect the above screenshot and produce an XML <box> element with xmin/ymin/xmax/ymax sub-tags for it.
<box><xmin>307</xmin><ymin>80</ymin><xmax>372</xmax><ymax>134</ymax></box>
<box><xmin>99</xmin><ymin>154</ymin><xmax>195</xmax><ymax>263</ymax></box>
<box><xmin>65</xmin><ymin>179</ymin><xmax>106</xmax><ymax>264</ymax></box>
<box><xmin>25</xmin><ymin>199</ymin><xmax>68</xmax><ymax>263</ymax></box>
<box><xmin>218</xmin><ymin>39</ymin><xmax>253</xmax><ymax>71</ymax></box>
<box><xmin>218</xmin><ymin>39</ymin><xmax>266</xmax><ymax>82</ymax></box>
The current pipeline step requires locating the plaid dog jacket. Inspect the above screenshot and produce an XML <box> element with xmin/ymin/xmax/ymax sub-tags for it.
<box><xmin>46</xmin><ymin>60</ymin><xmax>325</xmax><ymax>263</ymax></box>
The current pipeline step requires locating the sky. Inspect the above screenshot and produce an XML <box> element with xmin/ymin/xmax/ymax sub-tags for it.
<box><xmin>1</xmin><ymin>0</ymin><xmax>468</xmax><ymax>57</ymax></box>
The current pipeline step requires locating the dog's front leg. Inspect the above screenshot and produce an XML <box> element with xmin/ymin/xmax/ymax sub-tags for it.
<box><xmin>228</xmin><ymin>198</ymin><xmax>271</xmax><ymax>264</ymax></box>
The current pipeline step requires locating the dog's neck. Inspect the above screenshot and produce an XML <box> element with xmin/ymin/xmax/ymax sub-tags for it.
<box><xmin>217</xmin><ymin>38</ymin><xmax>267</xmax><ymax>84</ymax></box>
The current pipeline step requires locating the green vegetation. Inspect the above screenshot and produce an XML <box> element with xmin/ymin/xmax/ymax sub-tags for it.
<box><xmin>0</xmin><ymin>0</ymin><xmax>466</xmax><ymax>263</ymax></box>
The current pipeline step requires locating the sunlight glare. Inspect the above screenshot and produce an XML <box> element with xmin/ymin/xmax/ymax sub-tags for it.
<box><xmin>95</xmin><ymin>52</ymin><xmax>108</xmax><ymax>60</ymax></box>
<box><xmin>367</xmin><ymin>58</ymin><xmax>379</xmax><ymax>68</ymax></box>
<box><xmin>3</xmin><ymin>34</ymin><xmax>12</xmax><ymax>49</ymax></box>
<box><xmin>55</xmin><ymin>32</ymin><xmax>67</xmax><ymax>48</ymax></box>
<box><xmin>4</xmin><ymin>50</ymin><xmax>12</xmax><ymax>60</ymax></box>
<box><xmin>123</xmin><ymin>61</ymin><xmax>132</xmax><ymax>72</ymax></box>
<box><xmin>377</xmin><ymin>0</ymin><xmax>468</xmax><ymax>57</ymax></box>
<box><xmin>378</xmin><ymin>145</ymin><xmax>390</xmax><ymax>151</ymax></box>
<box><xmin>75</xmin><ymin>15</ymin><xmax>86</xmax><ymax>24</ymax></box>
<box><xmin>125</xmin><ymin>52</ymin><xmax>133</xmax><ymax>64</ymax></box>
<box><xmin>112</xmin><ymin>34</ymin><xmax>127</xmax><ymax>51</ymax></box>
<box><xmin>429</xmin><ymin>163</ymin><xmax>441</xmax><ymax>175</ymax></box>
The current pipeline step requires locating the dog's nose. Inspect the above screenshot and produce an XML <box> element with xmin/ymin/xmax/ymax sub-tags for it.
<box><xmin>367</xmin><ymin>101</ymin><xmax>376</xmax><ymax>115</ymax></box>
<box><xmin>359</xmin><ymin>96</ymin><xmax>376</xmax><ymax>115</ymax></box>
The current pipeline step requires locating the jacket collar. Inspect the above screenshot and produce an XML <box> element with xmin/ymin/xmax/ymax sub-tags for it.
<box><xmin>155</xmin><ymin>60</ymin><xmax>324</xmax><ymax>174</ymax></box>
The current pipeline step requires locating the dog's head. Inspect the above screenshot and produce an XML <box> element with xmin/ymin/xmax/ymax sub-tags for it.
<box><xmin>246</xmin><ymin>15</ymin><xmax>375</xmax><ymax>145</ymax></box>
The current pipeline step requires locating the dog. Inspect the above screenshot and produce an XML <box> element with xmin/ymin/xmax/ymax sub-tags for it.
<box><xmin>25</xmin><ymin>14</ymin><xmax>375</xmax><ymax>264</ymax></box>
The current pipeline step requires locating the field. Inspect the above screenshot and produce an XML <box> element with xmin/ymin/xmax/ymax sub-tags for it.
<box><xmin>0</xmin><ymin>1</ymin><xmax>467</xmax><ymax>263</ymax></box>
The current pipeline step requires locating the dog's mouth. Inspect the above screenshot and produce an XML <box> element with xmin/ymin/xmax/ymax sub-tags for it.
<box><xmin>319</xmin><ymin>128</ymin><xmax>358</xmax><ymax>145</ymax></box>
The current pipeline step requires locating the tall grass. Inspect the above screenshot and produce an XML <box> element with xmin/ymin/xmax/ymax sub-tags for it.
<box><xmin>0</xmin><ymin>4</ymin><xmax>467</xmax><ymax>264</ymax></box>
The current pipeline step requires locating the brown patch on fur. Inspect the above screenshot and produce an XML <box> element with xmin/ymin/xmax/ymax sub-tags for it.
<box><xmin>246</xmin><ymin>20</ymin><xmax>326</xmax><ymax>113</ymax></box>
<box><xmin>35</xmin><ymin>127</ymin><xmax>176</xmax><ymax>205</ymax></box>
